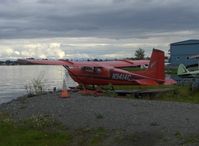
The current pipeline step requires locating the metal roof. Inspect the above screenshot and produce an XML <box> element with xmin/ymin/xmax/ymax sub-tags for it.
<box><xmin>170</xmin><ymin>39</ymin><xmax>199</xmax><ymax>46</ymax></box>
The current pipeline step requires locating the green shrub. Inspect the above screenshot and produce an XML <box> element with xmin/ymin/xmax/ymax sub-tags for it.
<box><xmin>25</xmin><ymin>74</ymin><xmax>46</xmax><ymax>96</ymax></box>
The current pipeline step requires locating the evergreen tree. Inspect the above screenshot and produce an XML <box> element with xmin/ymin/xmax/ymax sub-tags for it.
<box><xmin>135</xmin><ymin>48</ymin><xmax>145</xmax><ymax>59</ymax></box>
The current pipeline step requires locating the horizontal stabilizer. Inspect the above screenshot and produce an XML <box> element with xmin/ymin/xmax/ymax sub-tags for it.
<box><xmin>164</xmin><ymin>79</ymin><xmax>176</xmax><ymax>85</ymax></box>
<box><xmin>135</xmin><ymin>79</ymin><xmax>159</xmax><ymax>86</ymax></box>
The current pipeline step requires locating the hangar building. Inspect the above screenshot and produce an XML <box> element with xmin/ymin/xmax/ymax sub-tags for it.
<box><xmin>169</xmin><ymin>39</ymin><xmax>199</xmax><ymax>67</ymax></box>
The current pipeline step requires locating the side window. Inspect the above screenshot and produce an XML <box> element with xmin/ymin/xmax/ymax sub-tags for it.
<box><xmin>81</xmin><ymin>66</ymin><xmax>102</xmax><ymax>74</ymax></box>
<box><xmin>94</xmin><ymin>67</ymin><xmax>102</xmax><ymax>74</ymax></box>
<box><xmin>81</xmin><ymin>66</ymin><xmax>94</xmax><ymax>72</ymax></box>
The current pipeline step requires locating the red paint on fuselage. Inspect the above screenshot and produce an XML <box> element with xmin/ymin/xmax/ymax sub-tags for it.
<box><xmin>67</xmin><ymin>61</ymin><xmax>165</xmax><ymax>86</ymax></box>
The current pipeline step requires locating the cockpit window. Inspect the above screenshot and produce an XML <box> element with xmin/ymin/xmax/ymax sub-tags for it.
<box><xmin>81</xmin><ymin>66</ymin><xmax>102</xmax><ymax>74</ymax></box>
<box><xmin>81</xmin><ymin>66</ymin><xmax>94</xmax><ymax>72</ymax></box>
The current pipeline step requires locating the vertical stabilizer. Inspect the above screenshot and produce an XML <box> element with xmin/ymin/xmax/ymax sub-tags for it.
<box><xmin>147</xmin><ymin>49</ymin><xmax>165</xmax><ymax>81</ymax></box>
<box><xmin>133</xmin><ymin>49</ymin><xmax>165</xmax><ymax>82</ymax></box>
<box><xmin>177</xmin><ymin>64</ymin><xmax>189</xmax><ymax>76</ymax></box>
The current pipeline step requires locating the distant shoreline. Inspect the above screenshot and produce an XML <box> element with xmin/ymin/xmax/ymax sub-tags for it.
<box><xmin>0</xmin><ymin>60</ymin><xmax>19</xmax><ymax>65</ymax></box>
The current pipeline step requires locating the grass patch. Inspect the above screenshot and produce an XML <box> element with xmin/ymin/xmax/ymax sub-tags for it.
<box><xmin>0</xmin><ymin>114</ymin><xmax>108</xmax><ymax>146</ymax></box>
<box><xmin>174</xmin><ymin>131</ymin><xmax>199</xmax><ymax>145</ymax></box>
<box><xmin>156</xmin><ymin>85</ymin><xmax>199</xmax><ymax>104</ymax></box>
<box><xmin>111</xmin><ymin>84</ymin><xmax>199</xmax><ymax>104</ymax></box>
<box><xmin>1</xmin><ymin>113</ymin><xmax>199</xmax><ymax>146</ymax></box>
<box><xmin>165</xmin><ymin>68</ymin><xmax>177</xmax><ymax>75</ymax></box>
<box><xmin>183</xmin><ymin>134</ymin><xmax>199</xmax><ymax>145</ymax></box>
<box><xmin>0</xmin><ymin>114</ymin><xmax>72</xmax><ymax>146</ymax></box>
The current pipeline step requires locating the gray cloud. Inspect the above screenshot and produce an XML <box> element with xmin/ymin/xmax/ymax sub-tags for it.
<box><xmin>0</xmin><ymin>0</ymin><xmax>199</xmax><ymax>39</ymax></box>
<box><xmin>1</xmin><ymin>0</ymin><xmax>199</xmax><ymax>59</ymax></box>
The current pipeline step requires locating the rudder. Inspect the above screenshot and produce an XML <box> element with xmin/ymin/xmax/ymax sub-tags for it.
<box><xmin>133</xmin><ymin>49</ymin><xmax>165</xmax><ymax>82</ymax></box>
<box><xmin>147</xmin><ymin>49</ymin><xmax>165</xmax><ymax>81</ymax></box>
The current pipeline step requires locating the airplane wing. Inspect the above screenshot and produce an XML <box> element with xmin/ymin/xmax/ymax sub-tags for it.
<box><xmin>75</xmin><ymin>59</ymin><xmax>149</xmax><ymax>68</ymax></box>
<box><xmin>17</xmin><ymin>59</ymin><xmax>149</xmax><ymax>68</ymax></box>
<box><xmin>17</xmin><ymin>59</ymin><xmax>74</xmax><ymax>66</ymax></box>
<box><xmin>100</xmin><ymin>60</ymin><xmax>149</xmax><ymax>68</ymax></box>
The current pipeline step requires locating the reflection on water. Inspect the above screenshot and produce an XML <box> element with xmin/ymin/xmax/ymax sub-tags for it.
<box><xmin>0</xmin><ymin>65</ymin><xmax>77</xmax><ymax>104</ymax></box>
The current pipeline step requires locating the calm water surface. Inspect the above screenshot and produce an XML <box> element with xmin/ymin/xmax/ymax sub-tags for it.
<box><xmin>0</xmin><ymin>65</ymin><xmax>77</xmax><ymax>104</ymax></box>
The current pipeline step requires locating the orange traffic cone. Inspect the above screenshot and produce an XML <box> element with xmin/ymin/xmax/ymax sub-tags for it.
<box><xmin>60</xmin><ymin>89</ymin><xmax>69</xmax><ymax>98</ymax></box>
<box><xmin>60</xmin><ymin>79</ymin><xmax>70</xmax><ymax>98</ymax></box>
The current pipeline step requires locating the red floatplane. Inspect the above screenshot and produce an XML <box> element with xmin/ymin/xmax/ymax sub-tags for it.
<box><xmin>19</xmin><ymin>49</ymin><xmax>175</xmax><ymax>87</ymax></box>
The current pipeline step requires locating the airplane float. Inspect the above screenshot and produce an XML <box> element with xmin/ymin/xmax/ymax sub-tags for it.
<box><xmin>18</xmin><ymin>49</ymin><xmax>175</xmax><ymax>88</ymax></box>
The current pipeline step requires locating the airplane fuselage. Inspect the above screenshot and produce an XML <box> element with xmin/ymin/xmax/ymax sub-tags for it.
<box><xmin>66</xmin><ymin>64</ymin><xmax>163</xmax><ymax>86</ymax></box>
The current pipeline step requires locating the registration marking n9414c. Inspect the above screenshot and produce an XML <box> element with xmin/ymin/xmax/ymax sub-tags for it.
<box><xmin>112</xmin><ymin>73</ymin><xmax>132</xmax><ymax>81</ymax></box>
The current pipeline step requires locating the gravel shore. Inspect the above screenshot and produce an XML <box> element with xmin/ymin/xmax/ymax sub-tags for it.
<box><xmin>1</xmin><ymin>92</ymin><xmax>199</xmax><ymax>145</ymax></box>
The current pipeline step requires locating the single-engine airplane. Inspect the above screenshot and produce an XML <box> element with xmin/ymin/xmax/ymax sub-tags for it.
<box><xmin>18</xmin><ymin>49</ymin><xmax>175</xmax><ymax>87</ymax></box>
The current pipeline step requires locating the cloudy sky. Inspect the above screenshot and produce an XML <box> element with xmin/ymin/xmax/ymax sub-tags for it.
<box><xmin>0</xmin><ymin>0</ymin><xmax>199</xmax><ymax>60</ymax></box>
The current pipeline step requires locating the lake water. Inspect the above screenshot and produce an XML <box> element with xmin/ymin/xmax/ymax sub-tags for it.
<box><xmin>0</xmin><ymin>65</ymin><xmax>77</xmax><ymax>104</ymax></box>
